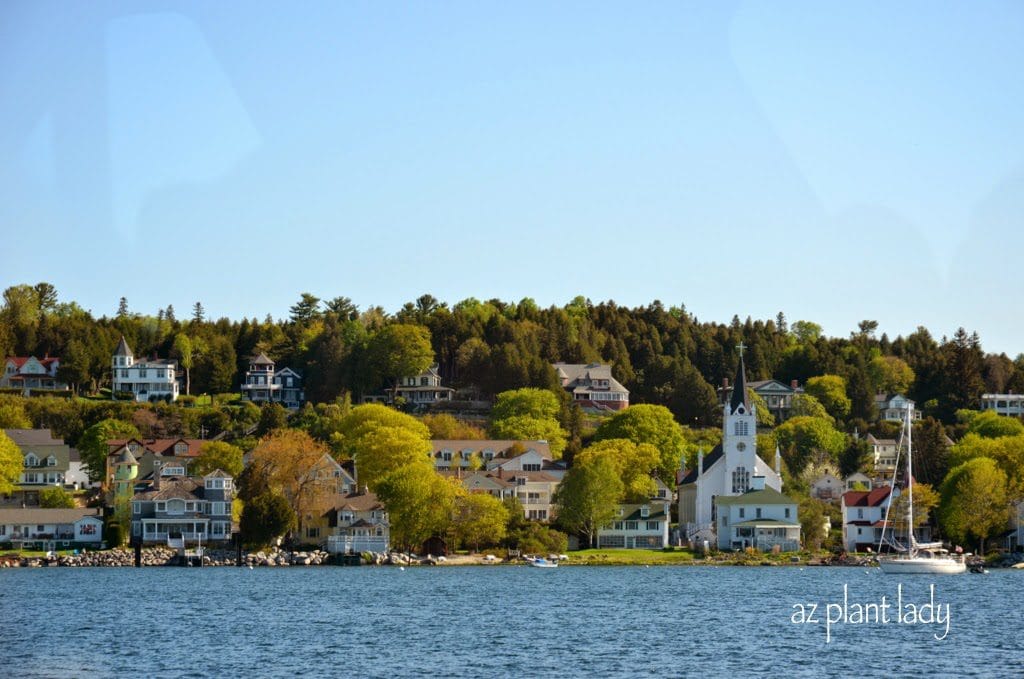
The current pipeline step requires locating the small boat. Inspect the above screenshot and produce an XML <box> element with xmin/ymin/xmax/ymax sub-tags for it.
<box><xmin>526</xmin><ymin>556</ymin><xmax>557</xmax><ymax>569</ymax></box>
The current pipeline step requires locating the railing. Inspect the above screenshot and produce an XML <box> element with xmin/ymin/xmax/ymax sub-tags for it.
<box><xmin>326</xmin><ymin>535</ymin><xmax>389</xmax><ymax>554</ymax></box>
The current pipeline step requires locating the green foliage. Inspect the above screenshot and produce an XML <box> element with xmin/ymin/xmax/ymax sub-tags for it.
<box><xmin>366</xmin><ymin>324</ymin><xmax>434</xmax><ymax>387</ymax></box>
<box><xmin>492</xmin><ymin>388</ymin><xmax>561</xmax><ymax>422</ymax></box>
<box><xmin>868</xmin><ymin>356</ymin><xmax>915</xmax><ymax>394</ymax></box>
<box><xmin>420</xmin><ymin>413</ymin><xmax>486</xmax><ymax>440</ymax></box>
<box><xmin>962</xmin><ymin>410</ymin><xmax>1024</xmax><ymax>439</ymax></box>
<box><xmin>453</xmin><ymin>492</ymin><xmax>509</xmax><ymax>551</ymax></box>
<box><xmin>790</xmin><ymin>394</ymin><xmax>831</xmax><ymax>421</ymax></box>
<box><xmin>192</xmin><ymin>441</ymin><xmax>244</xmax><ymax>477</ymax></box>
<box><xmin>0</xmin><ymin>431</ymin><xmax>23</xmax><ymax>495</ymax></box>
<box><xmin>773</xmin><ymin>416</ymin><xmax>846</xmax><ymax>476</ymax></box>
<box><xmin>805</xmin><ymin>375</ymin><xmax>851</xmax><ymax>421</ymax></box>
<box><xmin>241</xmin><ymin>492</ymin><xmax>296</xmax><ymax>548</ymax></box>
<box><xmin>375</xmin><ymin>464</ymin><xmax>456</xmax><ymax>551</ymax></box>
<box><xmin>791</xmin><ymin>321</ymin><xmax>822</xmax><ymax>344</ymax></box>
<box><xmin>554</xmin><ymin>455</ymin><xmax>624</xmax><ymax>548</ymax></box>
<box><xmin>78</xmin><ymin>418</ymin><xmax>139</xmax><ymax>482</ymax></box>
<box><xmin>39</xmin><ymin>486</ymin><xmax>75</xmax><ymax>508</ymax></box>
<box><xmin>938</xmin><ymin>457</ymin><xmax>1010</xmax><ymax>552</ymax></box>
<box><xmin>105</xmin><ymin>520</ymin><xmax>125</xmax><ymax>547</ymax></box>
<box><xmin>0</xmin><ymin>397</ymin><xmax>32</xmax><ymax>428</ymax></box>
<box><xmin>747</xmin><ymin>390</ymin><xmax>775</xmax><ymax>427</ymax></box>
<box><xmin>574</xmin><ymin>439</ymin><xmax>659</xmax><ymax>502</ymax></box>
<box><xmin>352</xmin><ymin>425</ymin><xmax>433</xmax><ymax>491</ymax></box>
<box><xmin>949</xmin><ymin>433</ymin><xmax>1024</xmax><ymax>499</ymax></box>
<box><xmin>489</xmin><ymin>415</ymin><xmax>567</xmax><ymax>459</ymax></box>
<box><xmin>256</xmin><ymin>403</ymin><xmax>289</xmax><ymax>437</ymax></box>
<box><xmin>593</xmin><ymin>404</ymin><xmax>685</xmax><ymax>484</ymax></box>
<box><xmin>798</xmin><ymin>497</ymin><xmax>827</xmax><ymax>551</ymax></box>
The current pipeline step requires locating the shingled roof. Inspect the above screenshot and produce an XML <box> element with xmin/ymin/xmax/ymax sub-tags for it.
<box><xmin>729</xmin><ymin>355</ymin><xmax>750</xmax><ymax>415</ymax></box>
<box><xmin>676</xmin><ymin>444</ymin><xmax>724</xmax><ymax>486</ymax></box>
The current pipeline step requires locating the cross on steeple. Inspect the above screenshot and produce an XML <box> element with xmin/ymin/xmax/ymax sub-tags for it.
<box><xmin>736</xmin><ymin>342</ymin><xmax>746</xmax><ymax>358</ymax></box>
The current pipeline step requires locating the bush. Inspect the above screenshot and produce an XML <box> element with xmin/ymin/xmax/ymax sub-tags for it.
<box><xmin>105</xmin><ymin>521</ymin><xmax>124</xmax><ymax>547</ymax></box>
<box><xmin>39</xmin><ymin>487</ymin><xmax>75</xmax><ymax>508</ymax></box>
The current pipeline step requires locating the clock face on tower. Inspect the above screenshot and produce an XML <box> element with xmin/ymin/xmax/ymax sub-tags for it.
<box><xmin>736</xmin><ymin>442</ymin><xmax>747</xmax><ymax>452</ymax></box>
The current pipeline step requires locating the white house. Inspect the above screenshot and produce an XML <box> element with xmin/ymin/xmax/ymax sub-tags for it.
<box><xmin>1</xmin><ymin>356</ymin><xmax>66</xmax><ymax>393</ymax></box>
<box><xmin>0</xmin><ymin>507</ymin><xmax>104</xmax><ymax>548</ymax></box>
<box><xmin>980</xmin><ymin>393</ymin><xmax>1024</xmax><ymax>417</ymax></box>
<box><xmin>325</xmin><ymin>490</ymin><xmax>389</xmax><ymax>554</ymax></box>
<box><xmin>865</xmin><ymin>434</ymin><xmax>900</xmax><ymax>474</ymax></box>
<box><xmin>810</xmin><ymin>471</ymin><xmax>845</xmax><ymax>501</ymax></box>
<box><xmin>111</xmin><ymin>336</ymin><xmax>179</xmax><ymax>403</ymax></box>
<box><xmin>387</xmin><ymin>365</ymin><xmax>454</xmax><ymax>408</ymax></box>
<box><xmin>715</xmin><ymin>480</ymin><xmax>801</xmax><ymax>551</ymax></box>
<box><xmin>553</xmin><ymin>362</ymin><xmax>629</xmax><ymax>411</ymax></box>
<box><xmin>841</xmin><ymin>486</ymin><xmax>899</xmax><ymax>552</ymax></box>
<box><xmin>596</xmin><ymin>499</ymin><xmax>671</xmax><ymax>549</ymax></box>
<box><xmin>677</xmin><ymin>352</ymin><xmax>784</xmax><ymax>545</ymax></box>
<box><xmin>875</xmin><ymin>394</ymin><xmax>921</xmax><ymax>422</ymax></box>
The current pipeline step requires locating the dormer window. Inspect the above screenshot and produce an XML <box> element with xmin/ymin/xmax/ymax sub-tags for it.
<box><xmin>174</xmin><ymin>443</ymin><xmax>187</xmax><ymax>454</ymax></box>
<box><xmin>46</xmin><ymin>456</ymin><xmax>56</xmax><ymax>467</ymax></box>
<box><xmin>640</xmin><ymin>505</ymin><xmax>650</xmax><ymax>518</ymax></box>
<box><xmin>24</xmin><ymin>454</ymin><xmax>38</xmax><ymax>467</ymax></box>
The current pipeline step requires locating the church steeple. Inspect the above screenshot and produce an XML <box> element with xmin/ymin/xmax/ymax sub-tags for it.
<box><xmin>729</xmin><ymin>343</ymin><xmax>750</xmax><ymax>415</ymax></box>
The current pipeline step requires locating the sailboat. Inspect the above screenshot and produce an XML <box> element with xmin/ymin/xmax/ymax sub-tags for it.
<box><xmin>878</xmin><ymin>404</ymin><xmax>965</xmax><ymax>575</ymax></box>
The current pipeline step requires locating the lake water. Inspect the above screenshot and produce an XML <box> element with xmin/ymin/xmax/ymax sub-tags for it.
<box><xmin>2</xmin><ymin>565</ymin><xmax>1021</xmax><ymax>678</ymax></box>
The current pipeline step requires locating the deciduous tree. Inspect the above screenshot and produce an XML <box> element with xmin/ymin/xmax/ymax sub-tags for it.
<box><xmin>554</xmin><ymin>455</ymin><xmax>623</xmax><ymax>549</ymax></box>
<box><xmin>938</xmin><ymin>457</ymin><xmax>1010</xmax><ymax>553</ymax></box>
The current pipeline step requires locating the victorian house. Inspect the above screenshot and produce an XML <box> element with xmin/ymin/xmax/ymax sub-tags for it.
<box><xmin>240</xmin><ymin>353</ymin><xmax>304</xmax><ymax>410</ymax></box>
<box><xmin>111</xmin><ymin>336</ymin><xmax>179</xmax><ymax>402</ymax></box>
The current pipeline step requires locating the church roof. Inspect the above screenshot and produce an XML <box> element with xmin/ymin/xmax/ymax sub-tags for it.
<box><xmin>729</xmin><ymin>355</ymin><xmax>750</xmax><ymax>414</ymax></box>
<box><xmin>114</xmin><ymin>336</ymin><xmax>133</xmax><ymax>357</ymax></box>
<box><xmin>676</xmin><ymin>444</ymin><xmax>724</xmax><ymax>486</ymax></box>
<box><xmin>716</xmin><ymin>487</ymin><xmax>796</xmax><ymax>506</ymax></box>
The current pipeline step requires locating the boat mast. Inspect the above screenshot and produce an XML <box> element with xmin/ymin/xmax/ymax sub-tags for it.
<box><xmin>905</xmin><ymin>403</ymin><xmax>914</xmax><ymax>555</ymax></box>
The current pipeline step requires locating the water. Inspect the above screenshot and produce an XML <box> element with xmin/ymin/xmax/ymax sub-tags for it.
<box><xmin>2</xmin><ymin>566</ymin><xmax>1021</xmax><ymax>678</ymax></box>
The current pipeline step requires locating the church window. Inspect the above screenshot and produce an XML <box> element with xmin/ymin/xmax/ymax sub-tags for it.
<box><xmin>731</xmin><ymin>467</ymin><xmax>750</xmax><ymax>493</ymax></box>
<box><xmin>734</xmin><ymin>421</ymin><xmax>750</xmax><ymax>436</ymax></box>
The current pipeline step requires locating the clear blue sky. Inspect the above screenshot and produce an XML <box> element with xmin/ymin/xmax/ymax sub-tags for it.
<box><xmin>3</xmin><ymin>2</ymin><xmax>1023</xmax><ymax>354</ymax></box>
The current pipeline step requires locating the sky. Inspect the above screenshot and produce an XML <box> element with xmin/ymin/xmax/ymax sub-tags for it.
<box><xmin>2</xmin><ymin>2</ymin><xmax>1023</xmax><ymax>354</ymax></box>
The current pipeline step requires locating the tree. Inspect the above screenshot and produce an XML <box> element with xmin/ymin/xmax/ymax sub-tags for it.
<box><xmin>421</xmin><ymin>414</ymin><xmax>486</xmax><ymax>440</ymax></box>
<box><xmin>913</xmin><ymin>418</ymin><xmax>952</xmax><ymax>487</ymax></box>
<box><xmin>748</xmin><ymin>389</ymin><xmax>776</xmax><ymax>427</ymax></box>
<box><xmin>791</xmin><ymin>321</ymin><xmax>822</xmax><ymax>344</ymax></box>
<box><xmin>491</xmin><ymin>388</ymin><xmax>561</xmax><ymax>422</ymax></box>
<box><xmin>193</xmin><ymin>335</ymin><xmax>236</xmax><ymax>394</ymax></box>
<box><xmin>490</xmin><ymin>415</ymin><xmax>568</xmax><ymax>459</ymax></box>
<box><xmin>256</xmin><ymin>403</ymin><xmax>289</xmax><ymax>437</ymax></box>
<box><xmin>453</xmin><ymin>493</ymin><xmax>509</xmax><ymax>551</ymax></box>
<box><xmin>335</xmin><ymin>404</ymin><xmax>430</xmax><ymax>459</ymax></box>
<box><xmin>774</xmin><ymin>416</ymin><xmax>846</xmax><ymax>476</ymax></box>
<box><xmin>78</xmin><ymin>419</ymin><xmax>139</xmax><ymax>482</ymax></box>
<box><xmin>888</xmin><ymin>482</ymin><xmax>939</xmax><ymax>529</ymax></box>
<box><xmin>192</xmin><ymin>301</ymin><xmax>205</xmax><ymax>323</ymax></box>
<box><xmin>949</xmin><ymin>433</ymin><xmax>1024</xmax><ymax>500</ymax></box>
<box><xmin>0</xmin><ymin>431</ymin><xmax>22</xmax><ymax>495</ymax></box>
<box><xmin>39</xmin><ymin>486</ymin><xmax>75</xmax><ymax>508</ymax></box>
<box><xmin>868</xmin><ymin>356</ymin><xmax>915</xmax><ymax>395</ymax></box>
<box><xmin>593</xmin><ymin>404</ymin><xmax>686</xmax><ymax>484</ymax></box>
<box><xmin>938</xmin><ymin>457</ymin><xmax>1010</xmax><ymax>553</ymax></box>
<box><xmin>799</xmin><ymin>497</ymin><xmax>827</xmax><ymax>551</ymax></box>
<box><xmin>289</xmin><ymin>293</ymin><xmax>322</xmax><ymax>325</ymax></box>
<box><xmin>352</xmin><ymin>425</ymin><xmax>433</xmax><ymax>491</ymax></box>
<box><xmin>192</xmin><ymin>441</ymin><xmax>244</xmax><ymax>478</ymax></box>
<box><xmin>0</xmin><ymin>399</ymin><xmax>32</xmax><ymax>429</ymax></box>
<box><xmin>963</xmin><ymin>410</ymin><xmax>1024</xmax><ymax>439</ymax></box>
<box><xmin>376</xmin><ymin>463</ymin><xmax>457</xmax><ymax>552</ymax></box>
<box><xmin>365</xmin><ymin>324</ymin><xmax>434</xmax><ymax>392</ymax></box>
<box><xmin>241</xmin><ymin>492</ymin><xmax>295</xmax><ymax>548</ymax></box>
<box><xmin>942</xmin><ymin>328</ymin><xmax>985</xmax><ymax>418</ymax></box>
<box><xmin>246</xmin><ymin>430</ymin><xmax>336</xmax><ymax>521</ymax></box>
<box><xmin>172</xmin><ymin>334</ymin><xmax>194</xmax><ymax>395</ymax></box>
<box><xmin>805</xmin><ymin>375</ymin><xmax>851</xmax><ymax>421</ymax></box>
<box><xmin>573</xmin><ymin>439</ymin><xmax>660</xmax><ymax>502</ymax></box>
<box><xmin>325</xmin><ymin>296</ymin><xmax>358</xmax><ymax>320</ymax></box>
<box><xmin>117</xmin><ymin>296</ymin><xmax>130</xmax><ymax>318</ymax></box>
<box><xmin>838</xmin><ymin>437</ymin><xmax>872</xmax><ymax>478</ymax></box>
<box><xmin>554</xmin><ymin>455</ymin><xmax>624</xmax><ymax>549</ymax></box>
<box><xmin>34</xmin><ymin>282</ymin><xmax>57</xmax><ymax>311</ymax></box>
<box><xmin>790</xmin><ymin>394</ymin><xmax>831</xmax><ymax>421</ymax></box>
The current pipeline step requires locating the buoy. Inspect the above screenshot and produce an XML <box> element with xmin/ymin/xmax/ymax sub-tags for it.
<box><xmin>399</xmin><ymin>566</ymin><xmax>405</xmax><ymax>571</ymax></box>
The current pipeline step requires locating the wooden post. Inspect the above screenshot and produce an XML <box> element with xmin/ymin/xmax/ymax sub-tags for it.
<box><xmin>133</xmin><ymin>539</ymin><xmax>142</xmax><ymax>568</ymax></box>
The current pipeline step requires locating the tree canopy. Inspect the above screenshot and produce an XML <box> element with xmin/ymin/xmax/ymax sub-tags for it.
<box><xmin>593</xmin><ymin>404</ymin><xmax>685</xmax><ymax>484</ymax></box>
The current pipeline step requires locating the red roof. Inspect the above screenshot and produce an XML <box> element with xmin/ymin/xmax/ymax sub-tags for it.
<box><xmin>107</xmin><ymin>438</ymin><xmax>204</xmax><ymax>458</ymax></box>
<box><xmin>842</xmin><ymin>486</ymin><xmax>893</xmax><ymax>508</ymax></box>
<box><xmin>5</xmin><ymin>356</ymin><xmax>59</xmax><ymax>369</ymax></box>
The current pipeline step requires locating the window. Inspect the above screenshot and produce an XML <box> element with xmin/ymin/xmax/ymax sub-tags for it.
<box><xmin>640</xmin><ymin>505</ymin><xmax>650</xmax><ymax>518</ymax></box>
<box><xmin>857</xmin><ymin>509</ymin><xmax>864</xmax><ymax>519</ymax></box>
<box><xmin>646</xmin><ymin>521</ymin><xmax>660</xmax><ymax>531</ymax></box>
<box><xmin>46</xmin><ymin>456</ymin><xmax>56</xmax><ymax>467</ymax></box>
<box><xmin>307</xmin><ymin>527</ymin><xmax>320</xmax><ymax>538</ymax></box>
<box><xmin>528</xmin><ymin>509</ymin><xmax>547</xmax><ymax>520</ymax></box>
<box><xmin>132</xmin><ymin>502</ymin><xmax>141</xmax><ymax>515</ymax></box>
<box><xmin>785</xmin><ymin>508</ymin><xmax>791</xmax><ymax>519</ymax></box>
<box><xmin>522</xmin><ymin>463</ymin><xmax>541</xmax><ymax>472</ymax></box>
<box><xmin>139</xmin><ymin>369</ymin><xmax>147</xmax><ymax>378</ymax></box>
<box><xmin>734</xmin><ymin>420</ymin><xmax>749</xmax><ymax>436</ymax></box>
<box><xmin>24</xmin><ymin>453</ymin><xmax>38</xmax><ymax>467</ymax></box>
<box><xmin>613</xmin><ymin>522</ymin><xmax>623</xmax><ymax>530</ymax></box>
<box><xmin>739</xmin><ymin>508</ymin><xmax>745</xmax><ymax>518</ymax></box>
<box><xmin>731</xmin><ymin>466</ymin><xmax>750</xmax><ymax>494</ymax></box>
<box><xmin>624</xmin><ymin>521</ymin><xmax>638</xmax><ymax>530</ymax></box>
<box><xmin>756</xmin><ymin>508</ymin><xmax>762</xmax><ymax>519</ymax></box>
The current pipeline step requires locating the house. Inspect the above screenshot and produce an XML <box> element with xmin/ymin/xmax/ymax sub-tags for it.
<box><xmin>430</xmin><ymin>439</ymin><xmax>563</xmax><ymax>476</ymax></box>
<box><xmin>442</xmin><ymin>467</ymin><xmax>561</xmax><ymax>521</ymax></box>
<box><xmin>678</xmin><ymin>352</ymin><xmax>785</xmax><ymax>546</ymax></box>
<box><xmin>720</xmin><ymin>378</ymin><xmax>804</xmax><ymax>423</ymax></box>
<box><xmin>715</xmin><ymin>480</ymin><xmax>801</xmax><ymax>551</ymax></box>
<box><xmin>845</xmin><ymin>472</ymin><xmax>874</xmax><ymax>491</ymax></box>
<box><xmin>553</xmin><ymin>362</ymin><xmax>629</xmax><ymax>411</ymax></box>
<box><xmin>292</xmin><ymin>454</ymin><xmax>358</xmax><ymax>543</ymax></box>
<box><xmin>980</xmin><ymin>393</ymin><xmax>1024</xmax><ymax>417</ymax></box>
<box><xmin>239</xmin><ymin>353</ymin><xmax>304</xmax><ymax>409</ymax></box>
<box><xmin>130</xmin><ymin>470</ymin><xmax>235</xmax><ymax>546</ymax></box>
<box><xmin>0</xmin><ymin>507</ymin><xmax>103</xmax><ymax>549</ymax></box>
<box><xmin>3</xmin><ymin>429</ymin><xmax>72</xmax><ymax>505</ymax></box>
<box><xmin>1</xmin><ymin>356</ymin><xmax>66</xmax><ymax>394</ymax></box>
<box><xmin>324</xmin><ymin>489</ymin><xmax>389</xmax><ymax>554</ymax></box>
<box><xmin>111</xmin><ymin>336</ymin><xmax>179</xmax><ymax>403</ymax></box>
<box><xmin>809</xmin><ymin>471</ymin><xmax>845</xmax><ymax>501</ymax></box>
<box><xmin>104</xmin><ymin>438</ymin><xmax>205</xmax><ymax>492</ymax></box>
<box><xmin>875</xmin><ymin>394</ymin><xmax>921</xmax><ymax>422</ymax></box>
<box><xmin>596</xmin><ymin>498</ymin><xmax>671</xmax><ymax>549</ymax></box>
<box><xmin>65</xmin><ymin>448</ymin><xmax>96</xmax><ymax>490</ymax></box>
<box><xmin>841</xmin><ymin>486</ymin><xmax>897</xmax><ymax>552</ymax></box>
<box><xmin>865</xmin><ymin>435</ymin><xmax>899</xmax><ymax>473</ymax></box>
<box><xmin>385</xmin><ymin>365</ymin><xmax>454</xmax><ymax>408</ymax></box>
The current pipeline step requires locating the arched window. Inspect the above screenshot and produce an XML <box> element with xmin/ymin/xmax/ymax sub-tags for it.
<box><xmin>732</xmin><ymin>466</ymin><xmax>750</xmax><ymax>494</ymax></box>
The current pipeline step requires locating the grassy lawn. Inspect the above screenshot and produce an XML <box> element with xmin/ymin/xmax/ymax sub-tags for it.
<box><xmin>0</xmin><ymin>549</ymin><xmax>78</xmax><ymax>558</ymax></box>
<box><xmin>567</xmin><ymin>548</ymin><xmax>697</xmax><ymax>565</ymax></box>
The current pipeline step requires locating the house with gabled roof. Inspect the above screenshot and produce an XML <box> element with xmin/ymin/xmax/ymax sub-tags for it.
<box><xmin>130</xmin><ymin>470</ymin><xmax>235</xmax><ymax>546</ymax></box>
<box><xmin>430</xmin><ymin>439</ymin><xmax>566</xmax><ymax>478</ymax></box>
<box><xmin>111</xmin><ymin>336</ymin><xmax>179</xmax><ymax>402</ymax></box>
<box><xmin>1</xmin><ymin>356</ymin><xmax>66</xmax><ymax>394</ymax></box>
<box><xmin>0</xmin><ymin>507</ymin><xmax>103</xmax><ymax>549</ymax></box>
<box><xmin>385</xmin><ymin>365</ymin><xmax>454</xmax><ymax>409</ymax></box>
<box><xmin>104</xmin><ymin>437</ymin><xmax>205</xmax><ymax>493</ymax></box>
<box><xmin>875</xmin><ymin>394</ymin><xmax>921</xmax><ymax>422</ymax></box>
<box><xmin>324</xmin><ymin>489</ymin><xmax>389</xmax><ymax>554</ymax></box>
<box><xmin>240</xmin><ymin>353</ymin><xmax>304</xmax><ymax>409</ymax></box>
<box><xmin>553</xmin><ymin>362</ymin><xmax>629</xmax><ymax>411</ymax></box>
<box><xmin>3</xmin><ymin>428</ymin><xmax>72</xmax><ymax>505</ymax></box>
<box><xmin>719</xmin><ymin>377</ymin><xmax>804</xmax><ymax>423</ymax></box>
<box><xmin>715</xmin><ymin>482</ymin><xmax>801</xmax><ymax>551</ymax></box>
<box><xmin>841</xmin><ymin>485</ymin><xmax>897</xmax><ymax>552</ymax></box>
<box><xmin>596</xmin><ymin>497</ymin><xmax>671</xmax><ymax>549</ymax></box>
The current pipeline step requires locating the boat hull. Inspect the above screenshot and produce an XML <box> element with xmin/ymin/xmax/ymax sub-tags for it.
<box><xmin>878</xmin><ymin>558</ymin><xmax>966</xmax><ymax>575</ymax></box>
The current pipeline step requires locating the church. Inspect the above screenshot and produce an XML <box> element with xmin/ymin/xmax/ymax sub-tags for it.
<box><xmin>677</xmin><ymin>349</ymin><xmax>787</xmax><ymax>546</ymax></box>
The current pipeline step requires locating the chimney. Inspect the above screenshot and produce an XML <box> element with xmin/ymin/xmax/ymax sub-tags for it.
<box><xmin>722</xmin><ymin>377</ymin><xmax>730</xmax><ymax>389</ymax></box>
<box><xmin>497</xmin><ymin>467</ymin><xmax>504</xmax><ymax>479</ymax></box>
<box><xmin>751</xmin><ymin>475</ymin><xmax>766</xmax><ymax>491</ymax></box>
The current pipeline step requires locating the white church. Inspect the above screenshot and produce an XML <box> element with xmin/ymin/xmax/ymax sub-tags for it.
<box><xmin>677</xmin><ymin>349</ymin><xmax>799</xmax><ymax>549</ymax></box>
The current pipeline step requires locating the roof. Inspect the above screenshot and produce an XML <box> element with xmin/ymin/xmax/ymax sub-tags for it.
<box><xmin>0</xmin><ymin>507</ymin><xmax>102</xmax><ymax>524</ymax></box>
<box><xmin>747</xmin><ymin>379</ymin><xmax>802</xmax><ymax>394</ymax></box>
<box><xmin>3</xmin><ymin>429</ymin><xmax>64</xmax><ymax>446</ymax></box>
<box><xmin>865</xmin><ymin>434</ymin><xmax>897</xmax><ymax>445</ymax></box>
<box><xmin>677</xmin><ymin>444</ymin><xmax>724</xmax><ymax>485</ymax></box>
<box><xmin>117</xmin><ymin>449</ymin><xmax>138</xmax><ymax>465</ymax></box>
<box><xmin>616</xmin><ymin>503</ymin><xmax>670</xmax><ymax>522</ymax></box>
<box><xmin>432</xmin><ymin>440</ymin><xmax>552</xmax><ymax>460</ymax></box>
<box><xmin>114</xmin><ymin>336</ymin><xmax>133</xmax><ymax>356</ymax></box>
<box><xmin>133</xmin><ymin>477</ymin><xmax>204</xmax><ymax>501</ymax></box>
<box><xmin>732</xmin><ymin>519</ymin><xmax>800</xmax><ymax>528</ymax></box>
<box><xmin>333</xmin><ymin>490</ymin><xmax>385</xmax><ymax>513</ymax></box>
<box><xmin>842</xmin><ymin>486</ymin><xmax>894</xmax><ymax>507</ymax></box>
<box><xmin>4</xmin><ymin>356</ymin><xmax>59</xmax><ymax>369</ymax></box>
<box><xmin>251</xmin><ymin>353</ymin><xmax>274</xmax><ymax>365</ymax></box>
<box><xmin>552</xmin><ymin>362</ymin><xmax>629</xmax><ymax>395</ymax></box>
<box><xmin>729</xmin><ymin>355</ymin><xmax>750</xmax><ymax>414</ymax></box>
<box><xmin>716</xmin><ymin>487</ymin><xmax>797</xmax><ymax>506</ymax></box>
<box><xmin>107</xmin><ymin>438</ymin><xmax>203</xmax><ymax>458</ymax></box>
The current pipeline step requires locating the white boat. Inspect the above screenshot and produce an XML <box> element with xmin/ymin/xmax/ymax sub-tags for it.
<box><xmin>526</xmin><ymin>556</ymin><xmax>558</xmax><ymax>569</ymax></box>
<box><xmin>878</xmin><ymin>404</ymin><xmax>965</xmax><ymax>575</ymax></box>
